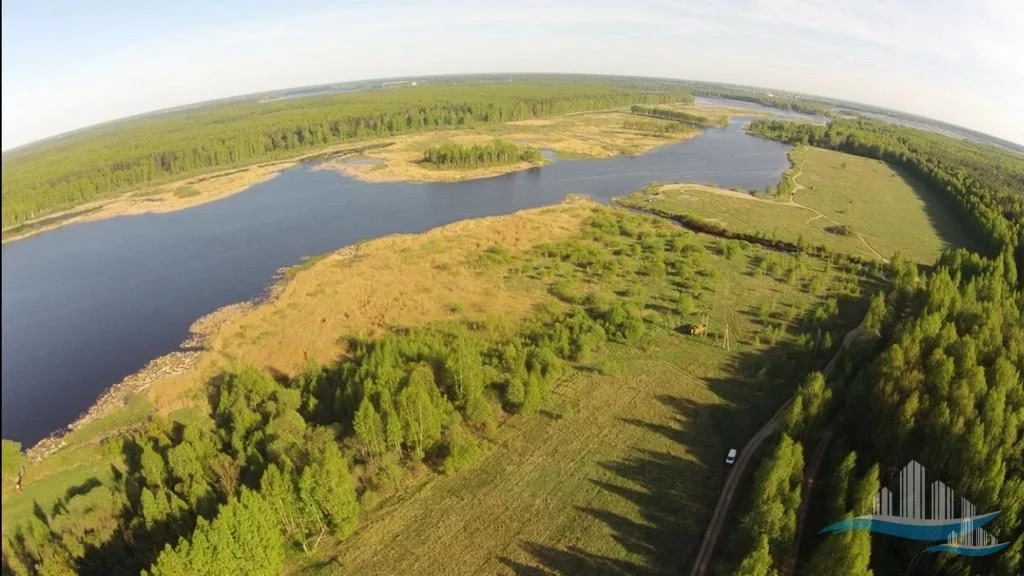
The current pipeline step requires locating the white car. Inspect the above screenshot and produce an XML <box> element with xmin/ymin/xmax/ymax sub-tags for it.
<box><xmin>725</xmin><ymin>448</ymin><xmax>738</xmax><ymax>465</ymax></box>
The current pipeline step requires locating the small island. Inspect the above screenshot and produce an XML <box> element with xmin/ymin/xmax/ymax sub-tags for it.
<box><xmin>421</xmin><ymin>139</ymin><xmax>542</xmax><ymax>169</ymax></box>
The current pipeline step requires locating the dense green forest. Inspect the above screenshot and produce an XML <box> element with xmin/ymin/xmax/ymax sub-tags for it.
<box><xmin>621</xmin><ymin>118</ymin><xmax>689</xmax><ymax>135</ymax></box>
<box><xmin>1</xmin><ymin>82</ymin><xmax>691</xmax><ymax>227</ymax></box>
<box><xmin>421</xmin><ymin>139</ymin><xmax>541</xmax><ymax>168</ymax></box>
<box><xmin>729</xmin><ymin>120</ymin><xmax>1024</xmax><ymax>575</ymax></box>
<box><xmin>629</xmin><ymin>105</ymin><xmax>728</xmax><ymax>128</ymax></box>
<box><xmin>691</xmin><ymin>87</ymin><xmax>828</xmax><ymax>116</ymax></box>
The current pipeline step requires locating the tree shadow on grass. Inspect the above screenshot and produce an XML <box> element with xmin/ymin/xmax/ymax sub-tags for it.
<box><xmin>501</xmin><ymin>392</ymin><xmax>733</xmax><ymax>575</ymax></box>
<box><xmin>505</xmin><ymin>275</ymin><xmax>873</xmax><ymax>575</ymax></box>
<box><xmin>891</xmin><ymin>165</ymin><xmax>985</xmax><ymax>255</ymax></box>
<box><xmin>499</xmin><ymin>542</ymin><xmax>656</xmax><ymax>576</ymax></box>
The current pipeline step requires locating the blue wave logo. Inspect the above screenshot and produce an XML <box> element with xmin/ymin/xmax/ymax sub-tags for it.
<box><xmin>818</xmin><ymin>460</ymin><xmax>1013</xmax><ymax>557</ymax></box>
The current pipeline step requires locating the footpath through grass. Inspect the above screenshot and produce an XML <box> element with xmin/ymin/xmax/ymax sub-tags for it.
<box><xmin>620</xmin><ymin>146</ymin><xmax>973</xmax><ymax>264</ymax></box>
<box><xmin>791</xmin><ymin>146</ymin><xmax>975</xmax><ymax>262</ymax></box>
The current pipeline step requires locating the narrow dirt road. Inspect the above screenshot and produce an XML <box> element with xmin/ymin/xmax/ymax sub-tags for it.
<box><xmin>780</xmin><ymin>427</ymin><xmax>833</xmax><ymax>575</ymax></box>
<box><xmin>688</xmin><ymin>319</ymin><xmax>864</xmax><ymax>576</ymax></box>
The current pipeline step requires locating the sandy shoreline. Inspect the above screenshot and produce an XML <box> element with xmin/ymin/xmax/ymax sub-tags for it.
<box><xmin>2</xmin><ymin>108</ymin><xmax>713</xmax><ymax>244</ymax></box>
<box><xmin>23</xmin><ymin>198</ymin><xmax>596</xmax><ymax>460</ymax></box>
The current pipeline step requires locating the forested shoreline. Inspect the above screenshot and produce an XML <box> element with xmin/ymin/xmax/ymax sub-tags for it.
<box><xmin>1</xmin><ymin>82</ymin><xmax>691</xmax><ymax>228</ymax></box>
<box><xmin>691</xmin><ymin>88</ymin><xmax>828</xmax><ymax>116</ymax></box>
<box><xmin>629</xmin><ymin>105</ymin><xmax>728</xmax><ymax>128</ymax></box>
<box><xmin>3</xmin><ymin>80</ymin><xmax>1021</xmax><ymax>576</ymax></box>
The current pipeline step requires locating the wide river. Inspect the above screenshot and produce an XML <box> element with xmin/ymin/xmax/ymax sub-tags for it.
<box><xmin>2</xmin><ymin>108</ymin><xmax>795</xmax><ymax>445</ymax></box>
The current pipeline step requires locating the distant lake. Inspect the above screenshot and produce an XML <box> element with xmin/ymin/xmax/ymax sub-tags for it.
<box><xmin>1</xmin><ymin>103</ymin><xmax>797</xmax><ymax>445</ymax></box>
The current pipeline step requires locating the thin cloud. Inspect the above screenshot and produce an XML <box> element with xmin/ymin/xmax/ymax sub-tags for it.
<box><xmin>2</xmin><ymin>0</ymin><xmax>1022</xmax><ymax>148</ymax></box>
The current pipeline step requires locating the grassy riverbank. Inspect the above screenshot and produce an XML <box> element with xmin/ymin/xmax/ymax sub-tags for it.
<box><xmin>617</xmin><ymin>146</ymin><xmax>973</xmax><ymax>264</ymax></box>
<box><xmin>2</xmin><ymin>101</ymin><xmax>727</xmax><ymax>243</ymax></box>
<box><xmin>2</xmin><ymin>197</ymin><xmax>874</xmax><ymax>575</ymax></box>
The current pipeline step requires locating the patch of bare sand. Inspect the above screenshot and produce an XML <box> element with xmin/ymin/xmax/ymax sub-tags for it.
<box><xmin>659</xmin><ymin>183</ymin><xmax>760</xmax><ymax>201</ymax></box>
<box><xmin>148</xmin><ymin>198</ymin><xmax>598</xmax><ymax>414</ymax></box>
<box><xmin>2</xmin><ymin>162</ymin><xmax>290</xmax><ymax>243</ymax></box>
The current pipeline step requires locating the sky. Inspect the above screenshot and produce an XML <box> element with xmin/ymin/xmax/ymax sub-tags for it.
<box><xmin>3</xmin><ymin>0</ymin><xmax>1023</xmax><ymax>149</ymax></box>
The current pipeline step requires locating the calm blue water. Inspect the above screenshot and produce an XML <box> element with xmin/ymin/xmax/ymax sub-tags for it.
<box><xmin>1</xmin><ymin>117</ymin><xmax>792</xmax><ymax>444</ymax></box>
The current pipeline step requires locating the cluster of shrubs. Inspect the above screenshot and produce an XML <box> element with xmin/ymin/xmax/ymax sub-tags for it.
<box><xmin>422</xmin><ymin>139</ymin><xmax>541</xmax><ymax>168</ymax></box>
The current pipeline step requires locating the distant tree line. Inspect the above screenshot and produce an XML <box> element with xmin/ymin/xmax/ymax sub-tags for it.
<box><xmin>421</xmin><ymin>139</ymin><xmax>541</xmax><ymax>168</ymax></box>
<box><xmin>629</xmin><ymin>105</ymin><xmax>727</xmax><ymax>128</ymax></box>
<box><xmin>2</xmin><ymin>83</ymin><xmax>692</xmax><ymax>227</ymax></box>
<box><xmin>621</xmin><ymin>118</ymin><xmax>688</xmax><ymax>135</ymax></box>
<box><xmin>692</xmin><ymin>88</ymin><xmax>828</xmax><ymax>116</ymax></box>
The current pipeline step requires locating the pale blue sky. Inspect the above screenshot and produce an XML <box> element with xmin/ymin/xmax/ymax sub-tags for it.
<box><xmin>3</xmin><ymin>0</ymin><xmax>1022</xmax><ymax>149</ymax></box>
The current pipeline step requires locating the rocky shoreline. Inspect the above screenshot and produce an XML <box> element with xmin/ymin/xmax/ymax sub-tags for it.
<box><xmin>25</xmin><ymin>301</ymin><xmax>256</xmax><ymax>463</ymax></box>
<box><xmin>22</xmin><ymin>250</ymin><xmax>335</xmax><ymax>463</ymax></box>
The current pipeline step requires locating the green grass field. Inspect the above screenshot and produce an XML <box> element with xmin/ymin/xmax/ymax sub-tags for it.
<box><xmin>1</xmin><ymin>394</ymin><xmax>152</xmax><ymax>531</ymax></box>
<box><xmin>3</xmin><ymin>203</ymin><xmax>874</xmax><ymax>575</ymax></box>
<box><xmin>282</xmin><ymin>210</ymin><xmax>871</xmax><ymax>575</ymax></box>
<box><xmin>620</xmin><ymin>146</ymin><xmax>975</xmax><ymax>264</ymax></box>
<box><xmin>791</xmin><ymin>147</ymin><xmax>975</xmax><ymax>262</ymax></box>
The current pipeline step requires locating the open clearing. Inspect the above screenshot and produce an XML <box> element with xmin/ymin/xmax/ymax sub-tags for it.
<box><xmin>298</xmin><ymin>334</ymin><xmax>733</xmax><ymax>575</ymax></box>
<box><xmin>269</xmin><ymin>205</ymin><xmax>867</xmax><ymax>574</ymax></box>
<box><xmin>790</xmin><ymin>147</ymin><xmax>974</xmax><ymax>262</ymax></box>
<box><xmin>620</xmin><ymin>146</ymin><xmax>972</xmax><ymax>264</ymax></box>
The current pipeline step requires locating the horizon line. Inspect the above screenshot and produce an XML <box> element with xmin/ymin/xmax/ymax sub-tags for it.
<box><xmin>4</xmin><ymin>72</ymin><xmax>1022</xmax><ymax>155</ymax></box>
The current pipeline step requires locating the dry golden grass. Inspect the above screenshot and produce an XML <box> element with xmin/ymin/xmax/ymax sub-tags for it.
<box><xmin>5</xmin><ymin>195</ymin><xmax>873</xmax><ymax>574</ymax></box>
<box><xmin>1</xmin><ymin>162</ymin><xmax>292</xmax><ymax>243</ymax></box>
<box><xmin>5</xmin><ymin>199</ymin><xmax>598</xmax><ymax>520</ymax></box>
<box><xmin>153</xmin><ymin>199</ymin><xmax>596</xmax><ymax>412</ymax></box>
<box><xmin>317</xmin><ymin>132</ymin><xmax>545</xmax><ymax>183</ymax></box>
<box><xmin>318</xmin><ymin>110</ymin><xmax>702</xmax><ymax>183</ymax></box>
<box><xmin>280</xmin><ymin>219</ymin><xmax>870</xmax><ymax>575</ymax></box>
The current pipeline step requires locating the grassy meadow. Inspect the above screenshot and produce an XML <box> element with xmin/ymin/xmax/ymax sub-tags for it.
<box><xmin>791</xmin><ymin>146</ymin><xmax>975</xmax><ymax>262</ymax></box>
<box><xmin>3</xmin><ymin>197</ymin><xmax>874</xmax><ymax>575</ymax></box>
<box><xmin>289</xmin><ymin>205</ymin><xmax>872</xmax><ymax>575</ymax></box>
<box><xmin>619</xmin><ymin>146</ymin><xmax>972</xmax><ymax>264</ymax></box>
